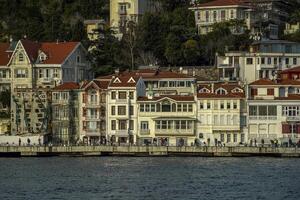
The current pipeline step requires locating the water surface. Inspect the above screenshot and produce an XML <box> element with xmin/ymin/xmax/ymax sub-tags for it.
<box><xmin>0</xmin><ymin>157</ymin><xmax>299</xmax><ymax>200</ymax></box>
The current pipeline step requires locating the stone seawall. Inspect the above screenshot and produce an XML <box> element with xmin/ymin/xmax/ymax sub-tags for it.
<box><xmin>0</xmin><ymin>146</ymin><xmax>300</xmax><ymax>157</ymax></box>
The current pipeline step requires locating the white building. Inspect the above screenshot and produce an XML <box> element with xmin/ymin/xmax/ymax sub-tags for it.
<box><xmin>217</xmin><ymin>40</ymin><xmax>300</xmax><ymax>84</ymax></box>
<box><xmin>137</xmin><ymin>95</ymin><xmax>197</xmax><ymax>146</ymax></box>
<box><xmin>107</xmin><ymin>73</ymin><xmax>146</xmax><ymax>144</ymax></box>
<box><xmin>197</xmin><ymin>82</ymin><xmax>247</xmax><ymax>146</ymax></box>
<box><xmin>248</xmin><ymin>78</ymin><xmax>300</xmax><ymax>144</ymax></box>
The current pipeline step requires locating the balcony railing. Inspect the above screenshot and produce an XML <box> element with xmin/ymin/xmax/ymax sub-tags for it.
<box><xmin>155</xmin><ymin>129</ymin><xmax>194</xmax><ymax>135</ymax></box>
<box><xmin>115</xmin><ymin>130</ymin><xmax>131</xmax><ymax>136</ymax></box>
<box><xmin>140</xmin><ymin>129</ymin><xmax>150</xmax><ymax>135</ymax></box>
<box><xmin>286</xmin><ymin>116</ymin><xmax>300</xmax><ymax>121</ymax></box>
<box><xmin>249</xmin><ymin>116</ymin><xmax>277</xmax><ymax>120</ymax></box>
<box><xmin>0</xmin><ymin>77</ymin><xmax>11</xmax><ymax>82</ymax></box>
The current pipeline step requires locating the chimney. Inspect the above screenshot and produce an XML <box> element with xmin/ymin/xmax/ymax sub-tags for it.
<box><xmin>114</xmin><ymin>68</ymin><xmax>120</xmax><ymax>75</ymax></box>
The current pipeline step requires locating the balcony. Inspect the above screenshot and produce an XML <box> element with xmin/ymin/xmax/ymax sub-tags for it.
<box><xmin>41</xmin><ymin>77</ymin><xmax>53</xmax><ymax>83</ymax></box>
<box><xmin>85</xmin><ymin>101</ymin><xmax>99</xmax><ymax>107</ymax></box>
<box><xmin>116</xmin><ymin>99</ymin><xmax>128</xmax><ymax>103</ymax></box>
<box><xmin>85</xmin><ymin>115</ymin><xmax>99</xmax><ymax>121</ymax></box>
<box><xmin>0</xmin><ymin>77</ymin><xmax>11</xmax><ymax>83</ymax></box>
<box><xmin>115</xmin><ymin>129</ymin><xmax>131</xmax><ymax>137</ymax></box>
<box><xmin>155</xmin><ymin>129</ymin><xmax>194</xmax><ymax>135</ymax></box>
<box><xmin>140</xmin><ymin>129</ymin><xmax>150</xmax><ymax>135</ymax></box>
<box><xmin>286</xmin><ymin>116</ymin><xmax>300</xmax><ymax>121</ymax></box>
<box><xmin>249</xmin><ymin>116</ymin><xmax>277</xmax><ymax>120</ymax></box>
<box><xmin>85</xmin><ymin>129</ymin><xmax>101</xmax><ymax>136</ymax></box>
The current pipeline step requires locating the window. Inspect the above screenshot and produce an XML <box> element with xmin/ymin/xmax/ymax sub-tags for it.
<box><xmin>286</xmin><ymin>58</ymin><xmax>290</xmax><ymax>65</ymax></box>
<box><xmin>207</xmin><ymin>101</ymin><xmax>211</xmax><ymax>109</ymax></box>
<box><xmin>162</xmin><ymin>102</ymin><xmax>171</xmax><ymax>112</ymax></box>
<box><xmin>150</xmin><ymin>104</ymin><xmax>155</xmax><ymax>112</ymax></box>
<box><xmin>227</xmin><ymin>134</ymin><xmax>231</xmax><ymax>143</ymax></box>
<box><xmin>200</xmin><ymin>101</ymin><xmax>204</xmax><ymax>109</ymax></box>
<box><xmin>227</xmin><ymin>115</ymin><xmax>231</xmax><ymax>125</ymax></box>
<box><xmin>221</xmin><ymin>10</ymin><xmax>225</xmax><ymax>20</ymax></box>
<box><xmin>268</xmin><ymin>106</ymin><xmax>277</xmax><ymax>116</ymax></box>
<box><xmin>216</xmin><ymin>88</ymin><xmax>227</xmax><ymax>95</ymax></box>
<box><xmin>118</xmin><ymin>106</ymin><xmax>126</xmax><ymax>115</ymax></box>
<box><xmin>220</xmin><ymin>101</ymin><xmax>224</xmax><ymax>109</ymax></box>
<box><xmin>233</xmin><ymin>101</ymin><xmax>237</xmax><ymax>109</ymax></box>
<box><xmin>129</xmin><ymin>106</ymin><xmax>134</xmax><ymax>115</ymax></box>
<box><xmin>293</xmin><ymin>58</ymin><xmax>297</xmax><ymax>65</ymax></box>
<box><xmin>18</xmin><ymin>53</ymin><xmax>24</xmax><ymax>62</ymax></box>
<box><xmin>220</xmin><ymin>134</ymin><xmax>224</xmax><ymax>142</ymax></box>
<box><xmin>230</xmin><ymin>10</ymin><xmax>234</xmax><ymax>18</ymax></box>
<box><xmin>261</xmin><ymin>57</ymin><xmax>265</xmax><ymax>64</ymax></box>
<box><xmin>118</xmin><ymin>91</ymin><xmax>126</xmax><ymax>99</ymax></box>
<box><xmin>213</xmin><ymin>115</ymin><xmax>219</xmax><ymax>125</ymax></box>
<box><xmin>227</xmin><ymin>102</ymin><xmax>231</xmax><ymax>109</ymax></box>
<box><xmin>267</xmin><ymin>57</ymin><xmax>271</xmax><ymax>65</ymax></box>
<box><xmin>140</xmin><ymin>104</ymin><xmax>144</xmax><ymax>112</ymax></box>
<box><xmin>241</xmin><ymin>134</ymin><xmax>245</xmax><ymax>143</ymax></box>
<box><xmin>205</xmin><ymin>11</ymin><xmax>209</xmax><ymax>22</ymax></box>
<box><xmin>188</xmin><ymin>104</ymin><xmax>193</xmax><ymax>112</ymax></box>
<box><xmin>267</xmin><ymin>88</ymin><xmax>274</xmax><ymax>95</ymax></box>
<box><xmin>213</xmin><ymin>11</ymin><xmax>217</xmax><ymax>22</ymax></box>
<box><xmin>111</xmin><ymin>106</ymin><xmax>115</xmax><ymax>115</ymax></box>
<box><xmin>233</xmin><ymin>134</ymin><xmax>237</xmax><ymax>143</ymax></box>
<box><xmin>246</xmin><ymin>58</ymin><xmax>253</xmax><ymax>65</ymax></box>
<box><xmin>159</xmin><ymin>81</ymin><xmax>168</xmax><ymax>87</ymax></box>
<box><xmin>111</xmin><ymin>92</ymin><xmax>116</xmax><ymax>99</ymax></box>
<box><xmin>119</xmin><ymin>120</ymin><xmax>127</xmax><ymax>130</ymax></box>
<box><xmin>54</xmin><ymin>69</ymin><xmax>58</xmax><ymax>78</ymax></box>
<box><xmin>249</xmin><ymin>106</ymin><xmax>258</xmax><ymax>116</ymax></box>
<box><xmin>169</xmin><ymin>81</ymin><xmax>176</xmax><ymax>87</ymax></box>
<box><xmin>111</xmin><ymin>120</ymin><xmax>116</xmax><ymax>130</ymax></box>
<box><xmin>129</xmin><ymin>91</ymin><xmax>134</xmax><ymax>99</ymax></box>
<box><xmin>129</xmin><ymin>120</ymin><xmax>134</xmax><ymax>130</ymax></box>
<box><xmin>177</xmin><ymin>104</ymin><xmax>182</xmax><ymax>112</ymax></box>
<box><xmin>274</xmin><ymin>57</ymin><xmax>277</xmax><ymax>65</ymax></box>
<box><xmin>76</xmin><ymin>56</ymin><xmax>80</xmax><ymax>63</ymax></box>
<box><xmin>183</xmin><ymin>104</ymin><xmax>187</xmax><ymax>112</ymax></box>
<box><xmin>140</xmin><ymin>121</ymin><xmax>149</xmax><ymax>130</ymax></box>
<box><xmin>156</xmin><ymin>103</ymin><xmax>161</xmax><ymax>112</ymax></box>
<box><xmin>15</xmin><ymin>69</ymin><xmax>27</xmax><ymax>78</ymax></box>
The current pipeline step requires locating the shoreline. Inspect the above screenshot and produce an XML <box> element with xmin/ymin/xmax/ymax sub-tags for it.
<box><xmin>0</xmin><ymin>146</ymin><xmax>300</xmax><ymax>157</ymax></box>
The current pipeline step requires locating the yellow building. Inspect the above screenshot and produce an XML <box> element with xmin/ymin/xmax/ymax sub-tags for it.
<box><xmin>284</xmin><ymin>22</ymin><xmax>300</xmax><ymax>35</ymax></box>
<box><xmin>110</xmin><ymin>0</ymin><xmax>158</xmax><ymax>35</ymax></box>
<box><xmin>0</xmin><ymin>118</ymin><xmax>10</xmax><ymax>135</ymax></box>
<box><xmin>84</xmin><ymin>19</ymin><xmax>106</xmax><ymax>41</ymax></box>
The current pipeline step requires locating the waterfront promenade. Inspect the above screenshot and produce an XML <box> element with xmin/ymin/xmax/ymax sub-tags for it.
<box><xmin>0</xmin><ymin>145</ymin><xmax>300</xmax><ymax>157</ymax></box>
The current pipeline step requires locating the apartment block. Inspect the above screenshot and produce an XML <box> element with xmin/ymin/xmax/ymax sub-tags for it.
<box><xmin>217</xmin><ymin>40</ymin><xmax>300</xmax><ymax>84</ymax></box>
<box><xmin>248</xmin><ymin>78</ymin><xmax>300</xmax><ymax>143</ymax></box>
<box><xmin>197</xmin><ymin>82</ymin><xmax>246</xmax><ymax>146</ymax></box>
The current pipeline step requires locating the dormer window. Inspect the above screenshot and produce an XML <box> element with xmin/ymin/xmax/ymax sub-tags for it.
<box><xmin>216</xmin><ymin>88</ymin><xmax>227</xmax><ymax>95</ymax></box>
<box><xmin>40</xmin><ymin>54</ymin><xmax>46</xmax><ymax>62</ymax></box>
<box><xmin>128</xmin><ymin>77</ymin><xmax>136</xmax><ymax>83</ymax></box>
<box><xmin>18</xmin><ymin>53</ymin><xmax>24</xmax><ymax>62</ymax></box>
<box><xmin>199</xmin><ymin>88</ymin><xmax>210</xmax><ymax>93</ymax></box>
<box><xmin>231</xmin><ymin>87</ymin><xmax>243</xmax><ymax>93</ymax></box>
<box><xmin>113</xmin><ymin>77</ymin><xmax>121</xmax><ymax>83</ymax></box>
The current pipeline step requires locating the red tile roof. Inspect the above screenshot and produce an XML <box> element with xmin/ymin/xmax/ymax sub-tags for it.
<box><xmin>280</xmin><ymin>66</ymin><xmax>300</xmax><ymax>73</ymax></box>
<box><xmin>0</xmin><ymin>43</ymin><xmax>10</xmax><ymax>66</ymax></box>
<box><xmin>109</xmin><ymin>74</ymin><xmax>140</xmax><ymax>88</ymax></box>
<box><xmin>197</xmin><ymin>82</ymin><xmax>245</xmax><ymax>98</ymax></box>
<box><xmin>250</xmin><ymin>79</ymin><xmax>300</xmax><ymax>86</ymax></box>
<box><xmin>20</xmin><ymin>40</ymin><xmax>40</xmax><ymax>63</ymax></box>
<box><xmin>249</xmin><ymin>79</ymin><xmax>277</xmax><ymax>86</ymax></box>
<box><xmin>138</xmin><ymin>95</ymin><xmax>195</xmax><ymax>102</ymax></box>
<box><xmin>275</xmin><ymin>94</ymin><xmax>300</xmax><ymax>100</ymax></box>
<box><xmin>81</xmin><ymin>80</ymin><xmax>110</xmax><ymax>90</ymax></box>
<box><xmin>40</xmin><ymin>42</ymin><xmax>79</xmax><ymax>64</ymax></box>
<box><xmin>192</xmin><ymin>0</ymin><xmax>248</xmax><ymax>8</ymax></box>
<box><xmin>96</xmin><ymin>69</ymin><xmax>194</xmax><ymax>80</ymax></box>
<box><xmin>0</xmin><ymin>40</ymin><xmax>80</xmax><ymax>66</ymax></box>
<box><xmin>54</xmin><ymin>82</ymin><xmax>79</xmax><ymax>90</ymax></box>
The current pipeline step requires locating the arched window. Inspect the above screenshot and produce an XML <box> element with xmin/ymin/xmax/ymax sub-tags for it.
<box><xmin>199</xmin><ymin>88</ymin><xmax>210</xmax><ymax>93</ymax></box>
<box><xmin>231</xmin><ymin>87</ymin><xmax>243</xmax><ymax>93</ymax></box>
<box><xmin>216</xmin><ymin>88</ymin><xmax>227</xmax><ymax>95</ymax></box>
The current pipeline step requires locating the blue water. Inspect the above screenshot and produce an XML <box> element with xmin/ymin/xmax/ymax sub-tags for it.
<box><xmin>0</xmin><ymin>157</ymin><xmax>299</xmax><ymax>200</ymax></box>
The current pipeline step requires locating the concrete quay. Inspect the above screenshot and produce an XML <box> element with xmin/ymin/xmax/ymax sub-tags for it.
<box><xmin>0</xmin><ymin>146</ymin><xmax>300</xmax><ymax>157</ymax></box>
